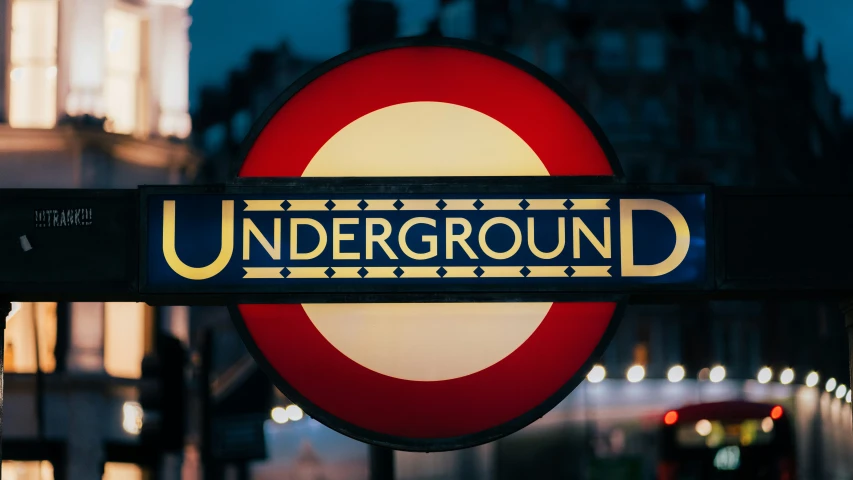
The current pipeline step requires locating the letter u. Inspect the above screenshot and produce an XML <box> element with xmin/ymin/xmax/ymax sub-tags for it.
<box><xmin>162</xmin><ymin>200</ymin><xmax>234</xmax><ymax>280</ymax></box>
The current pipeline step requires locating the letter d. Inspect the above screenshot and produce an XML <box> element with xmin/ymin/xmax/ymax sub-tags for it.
<box><xmin>620</xmin><ymin>199</ymin><xmax>690</xmax><ymax>277</ymax></box>
<box><xmin>163</xmin><ymin>200</ymin><xmax>234</xmax><ymax>280</ymax></box>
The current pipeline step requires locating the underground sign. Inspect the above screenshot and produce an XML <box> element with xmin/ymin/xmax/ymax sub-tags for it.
<box><xmin>144</xmin><ymin>38</ymin><xmax>708</xmax><ymax>451</ymax></box>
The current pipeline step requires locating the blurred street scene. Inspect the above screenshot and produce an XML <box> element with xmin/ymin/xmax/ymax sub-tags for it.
<box><xmin>0</xmin><ymin>0</ymin><xmax>851</xmax><ymax>479</ymax></box>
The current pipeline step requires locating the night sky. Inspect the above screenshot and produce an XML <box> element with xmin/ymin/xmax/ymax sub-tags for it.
<box><xmin>188</xmin><ymin>0</ymin><xmax>852</xmax><ymax>116</ymax></box>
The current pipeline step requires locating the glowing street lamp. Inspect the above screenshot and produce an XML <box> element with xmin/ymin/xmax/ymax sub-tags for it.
<box><xmin>695</xmin><ymin>419</ymin><xmax>712</xmax><ymax>436</ymax></box>
<box><xmin>826</xmin><ymin>378</ymin><xmax>838</xmax><ymax>392</ymax></box>
<box><xmin>836</xmin><ymin>384</ymin><xmax>847</xmax><ymax>399</ymax></box>
<box><xmin>709</xmin><ymin>366</ymin><xmax>726</xmax><ymax>383</ymax></box>
<box><xmin>757</xmin><ymin>367</ymin><xmax>772</xmax><ymax>384</ymax></box>
<box><xmin>779</xmin><ymin>368</ymin><xmax>794</xmax><ymax>385</ymax></box>
<box><xmin>122</xmin><ymin>401</ymin><xmax>144</xmax><ymax>435</ymax></box>
<box><xmin>667</xmin><ymin>365</ymin><xmax>685</xmax><ymax>383</ymax></box>
<box><xmin>626</xmin><ymin>365</ymin><xmax>645</xmax><ymax>383</ymax></box>
<box><xmin>587</xmin><ymin>365</ymin><xmax>606</xmax><ymax>383</ymax></box>
<box><xmin>805</xmin><ymin>371</ymin><xmax>819</xmax><ymax>388</ymax></box>
<box><xmin>271</xmin><ymin>406</ymin><xmax>289</xmax><ymax>424</ymax></box>
<box><xmin>285</xmin><ymin>404</ymin><xmax>304</xmax><ymax>422</ymax></box>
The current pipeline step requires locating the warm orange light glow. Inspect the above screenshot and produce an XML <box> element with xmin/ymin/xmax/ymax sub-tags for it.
<box><xmin>104</xmin><ymin>303</ymin><xmax>146</xmax><ymax>378</ymax></box>
<box><xmin>4</xmin><ymin>303</ymin><xmax>57</xmax><ymax>374</ymax></box>
<box><xmin>104</xmin><ymin>8</ymin><xmax>142</xmax><ymax>135</ymax></box>
<box><xmin>2</xmin><ymin>460</ymin><xmax>53</xmax><ymax>480</ymax></box>
<box><xmin>9</xmin><ymin>0</ymin><xmax>58</xmax><ymax>128</ymax></box>
<box><xmin>103</xmin><ymin>462</ymin><xmax>143</xmax><ymax>480</ymax></box>
<box><xmin>770</xmin><ymin>405</ymin><xmax>783</xmax><ymax>420</ymax></box>
<box><xmin>664</xmin><ymin>410</ymin><xmax>678</xmax><ymax>425</ymax></box>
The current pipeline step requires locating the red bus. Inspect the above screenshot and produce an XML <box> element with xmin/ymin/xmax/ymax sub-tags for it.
<box><xmin>658</xmin><ymin>401</ymin><xmax>797</xmax><ymax>480</ymax></box>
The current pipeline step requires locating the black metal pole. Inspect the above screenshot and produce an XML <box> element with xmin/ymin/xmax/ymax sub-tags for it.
<box><xmin>840</xmin><ymin>300</ymin><xmax>853</xmax><ymax>433</ymax></box>
<box><xmin>369</xmin><ymin>445</ymin><xmax>394</xmax><ymax>480</ymax></box>
<box><xmin>32</xmin><ymin>307</ymin><xmax>45</xmax><ymax>444</ymax></box>
<box><xmin>200</xmin><ymin>330</ymin><xmax>214</xmax><ymax>480</ymax></box>
<box><xmin>0</xmin><ymin>301</ymin><xmax>11</xmax><ymax>478</ymax></box>
<box><xmin>582</xmin><ymin>383</ymin><xmax>591</xmax><ymax>475</ymax></box>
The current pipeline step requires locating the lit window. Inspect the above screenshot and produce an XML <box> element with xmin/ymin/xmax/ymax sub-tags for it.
<box><xmin>637</xmin><ymin>31</ymin><xmax>665</xmax><ymax>71</ymax></box>
<box><xmin>596</xmin><ymin>30</ymin><xmax>628</xmax><ymax>70</ymax></box>
<box><xmin>104</xmin><ymin>9</ymin><xmax>143</xmax><ymax>135</ymax></box>
<box><xmin>103</xmin><ymin>463</ymin><xmax>143</xmax><ymax>480</ymax></box>
<box><xmin>2</xmin><ymin>461</ymin><xmax>54</xmax><ymax>480</ymax></box>
<box><xmin>4</xmin><ymin>303</ymin><xmax>57</xmax><ymax>374</ymax></box>
<box><xmin>104</xmin><ymin>303</ymin><xmax>148</xmax><ymax>379</ymax></box>
<box><xmin>9</xmin><ymin>0</ymin><xmax>58</xmax><ymax>128</ymax></box>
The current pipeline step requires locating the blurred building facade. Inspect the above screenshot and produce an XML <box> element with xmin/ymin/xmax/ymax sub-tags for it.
<box><xmin>188</xmin><ymin>0</ymin><xmax>852</xmax><ymax>478</ymax></box>
<box><xmin>442</xmin><ymin>0</ymin><xmax>848</xmax><ymax>186</ymax></box>
<box><xmin>430</xmin><ymin>0</ymin><xmax>851</xmax><ymax>392</ymax></box>
<box><xmin>192</xmin><ymin>44</ymin><xmax>319</xmax><ymax>183</ymax></box>
<box><xmin>0</xmin><ymin>0</ymin><xmax>197</xmax><ymax>478</ymax></box>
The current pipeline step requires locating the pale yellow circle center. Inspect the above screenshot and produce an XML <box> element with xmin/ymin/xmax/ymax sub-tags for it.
<box><xmin>303</xmin><ymin>101</ymin><xmax>549</xmax><ymax>177</ymax></box>
<box><xmin>303</xmin><ymin>101</ymin><xmax>552</xmax><ymax>381</ymax></box>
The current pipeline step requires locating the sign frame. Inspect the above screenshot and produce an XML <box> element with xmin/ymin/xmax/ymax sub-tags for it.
<box><xmin>138</xmin><ymin>178</ymin><xmax>714</xmax><ymax>302</ymax></box>
<box><xmin>217</xmin><ymin>36</ymin><xmax>640</xmax><ymax>451</ymax></box>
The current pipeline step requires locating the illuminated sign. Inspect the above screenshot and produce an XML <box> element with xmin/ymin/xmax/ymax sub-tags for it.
<box><xmin>168</xmin><ymin>37</ymin><xmax>708</xmax><ymax>453</ymax></box>
<box><xmin>143</xmin><ymin>187</ymin><xmax>707</xmax><ymax>293</ymax></box>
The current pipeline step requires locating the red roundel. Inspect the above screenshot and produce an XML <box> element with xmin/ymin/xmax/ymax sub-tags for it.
<box><xmin>232</xmin><ymin>39</ymin><xmax>623</xmax><ymax>451</ymax></box>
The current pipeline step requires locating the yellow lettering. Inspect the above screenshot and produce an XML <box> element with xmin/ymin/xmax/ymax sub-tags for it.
<box><xmin>446</xmin><ymin>218</ymin><xmax>478</xmax><ymax>260</ymax></box>
<box><xmin>290</xmin><ymin>218</ymin><xmax>327</xmax><ymax>260</ymax></box>
<box><xmin>333</xmin><ymin>218</ymin><xmax>360</xmax><ymax>260</ymax></box>
<box><xmin>479</xmin><ymin>217</ymin><xmax>521</xmax><ymax>260</ymax></box>
<box><xmin>573</xmin><ymin>217</ymin><xmax>611</xmax><ymax>259</ymax></box>
<box><xmin>163</xmin><ymin>200</ymin><xmax>234</xmax><ymax>280</ymax></box>
<box><xmin>399</xmin><ymin>217</ymin><xmax>437</xmax><ymax>260</ymax></box>
<box><xmin>242</xmin><ymin>218</ymin><xmax>281</xmax><ymax>260</ymax></box>
<box><xmin>620</xmin><ymin>199</ymin><xmax>690</xmax><ymax>277</ymax></box>
<box><xmin>366</xmin><ymin>218</ymin><xmax>398</xmax><ymax>260</ymax></box>
<box><xmin>528</xmin><ymin>217</ymin><xmax>565</xmax><ymax>260</ymax></box>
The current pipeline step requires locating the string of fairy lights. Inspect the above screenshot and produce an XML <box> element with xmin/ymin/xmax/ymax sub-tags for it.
<box><xmin>263</xmin><ymin>365</ymin><xmax>849</xmax><ymax>429</ymax></box>
<box><xmin>585</xmin><ymin>364</ymin><xmax>853</xmax><ymax>404</ymax></box>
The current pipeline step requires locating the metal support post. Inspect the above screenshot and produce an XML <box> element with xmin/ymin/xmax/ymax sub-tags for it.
<box><xmin>0</xmin><ymin>301</ymin><xmax>11</xmax><ymax>477</ymax></box>
<box><xmin>840</xmin><ymin>300</ymin><xmax>853</xmax><ymax>429</ymax></box>
<box><xmin>369</xmin><ymin>445</ymin><xmax>394</xmax><ymax>480</ymax></box>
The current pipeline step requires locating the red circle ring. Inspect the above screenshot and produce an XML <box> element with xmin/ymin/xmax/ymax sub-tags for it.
<box><xmin>230</xmin><ymin>37</ymin><xmax>626</xmax><ymax>451</ymax></box>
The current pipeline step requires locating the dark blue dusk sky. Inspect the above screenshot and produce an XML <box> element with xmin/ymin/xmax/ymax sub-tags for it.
<box><xmin>188</xmin><ymin>0</ymin><xmax>853</xmax><ymax>116</ymax></box>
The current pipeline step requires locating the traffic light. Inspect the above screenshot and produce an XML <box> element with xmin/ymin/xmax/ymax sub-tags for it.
<box><xmin>140</xmin><ymin>332</ymin><xmax>187</xmax><ymax>453</ymax></box>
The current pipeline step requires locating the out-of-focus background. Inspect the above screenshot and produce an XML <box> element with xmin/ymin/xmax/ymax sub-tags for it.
<box><xmin>0</xmin><ymin>0</ymin><xmax>852</xmax><ymax>479</ymax></box>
